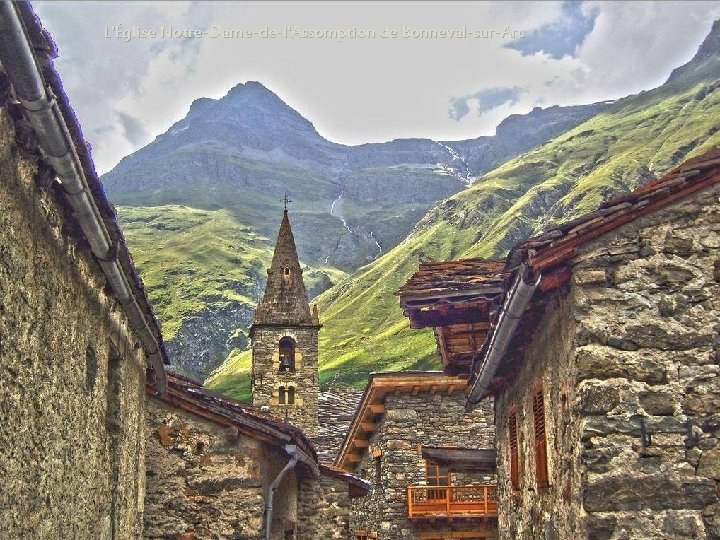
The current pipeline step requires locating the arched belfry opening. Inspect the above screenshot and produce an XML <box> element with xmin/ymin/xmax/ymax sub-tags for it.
<box><xmin>279</xmin><ymin>337</ymin><xmax>296</xmax><ymax>372</ymax></box>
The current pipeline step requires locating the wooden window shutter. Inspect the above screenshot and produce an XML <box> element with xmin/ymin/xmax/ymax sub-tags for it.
<box><xmin>533</xmin><ymin>387</ymin><xmax>549</xmax><ymax>488</ymax></box>
<box><xmin>508</xmin><ymin>411</ymin><xmax>520</xmax><ymax>490</ymax></box>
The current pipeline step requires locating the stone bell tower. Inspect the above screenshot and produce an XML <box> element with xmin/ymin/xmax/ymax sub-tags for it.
<box><xmin>250</xmin><ymin>206</ymin><xmax>320</xmax><ymax>436</ymax></box>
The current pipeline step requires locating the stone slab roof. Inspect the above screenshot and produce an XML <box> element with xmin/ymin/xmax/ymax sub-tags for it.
<box><xmin>311</xmin><ymin>390</ymin><xmax>364</xmax><ymax>465</ymax></box>
<box><xmin>513</xmin><ymin>147</ymin><xmax>720</xmax><ymax>272</ymax></box>
<box><xmin>149</xmin><ymin>372</ymin><xmax>318</xmax><ymax>458</ymax></box>
<box><xmin>397</xmin><ymin>259</ymin><xmax>507</xmax><ymax>304</ymax></box>
<box><xmin>149</xmin><ymin>374</ymin><xmax>368</xmax><ymax>493</ymax></box>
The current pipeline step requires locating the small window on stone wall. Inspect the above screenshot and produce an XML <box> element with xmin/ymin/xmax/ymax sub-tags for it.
<box><xmin>287</xmin><ymin>386</ymin><xmax>295</xmax><ymax>405</ymax></box>
<box><xmin>374</xmin><ymin>455</ymin><xmax>381</xmax><ymax>485</ymax></box>
<box><xmin>508</xmin><ymin>410</ymin><xmax>520</xmax><ymax>491</ymax></box>
<box><xmin>279</xmin><ymin>337</ymin><xmax>296</xmax><ymax>372</ymax></box>
<box><xmin>533</xmin><ymin>386</ymin><xmax>549</xmax><ymax>489</ymax></box>
<box><xmin>279</xmin><ymin>386</ymin><xmax>287</xmax><ymax>405</ymax></box>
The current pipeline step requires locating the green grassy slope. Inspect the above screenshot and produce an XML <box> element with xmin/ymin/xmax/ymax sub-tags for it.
<box><xmin>208</xmin><ymin>39</ymin><xmax>720</xmax><ymax>396</ymax></box>
<box><xmin>119</xmin><ymin>205</ymin><xmax>345</xmax><ymax>341</ymax></box>
<box><xmin>206</xmin><ymin>25</ymin><xmax>720</xmax><ymax>397</ymax></box>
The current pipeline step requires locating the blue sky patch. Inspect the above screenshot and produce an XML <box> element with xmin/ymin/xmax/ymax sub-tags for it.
<box><xmin>449</xmin><ymin>86</ymin><xmax>525</xmax><ymax>120</ymax></box>
<box><xmin>505</xmin><ymin>1</ymin><xmax>599</xmax><ymax>59</ymax></box>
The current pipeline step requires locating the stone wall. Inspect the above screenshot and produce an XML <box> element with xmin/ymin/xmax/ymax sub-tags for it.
<box><xmin>349</xmin><ymin>389</ymin><xmax>495</xmax><ymax>539</ymax></box>
<box><xmin>145</xmin><ymin>398</ymin><xmax>271</xmax><ymax>538</ymax></box>
<box><xmin>146</xmin><ymin>397</ymin><xmax>357</xmax><ymax>539</ymax></box>
<box><xmin>0</xmin><ymin>109</ymin><xmax>148</xmax><ymax>537</ymax></box>
<box><xmin>494</xmin><ymin>296</ymin><xmax>582</xmax><ymax>539</ymax></box>
<box><xmin>252</xmin><ymin>326</ymin><xmax>319</xmax><ymax>437</ymax></box>
<box><xmin>574</xmin><ymin>182</ymin><xmax>720</xmax><ymax>539</ymax></box>
<box><xmin>298</xmin><ymin>474</ymin><xmax>353</xmax><ymax>539</ymax></box>
<box><xmin>495</xmin><ymin>183</ymin><xmax>720</xmax><ymax>539</ymax></box>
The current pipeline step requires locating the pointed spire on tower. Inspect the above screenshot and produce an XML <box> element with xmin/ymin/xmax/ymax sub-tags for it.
<box><xmin>252</xmin><ymin>208</ymin><xmax>314</xmax><ymax>326</ymax></box>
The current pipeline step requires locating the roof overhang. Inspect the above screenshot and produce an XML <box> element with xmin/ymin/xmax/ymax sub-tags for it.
<box><xmin>335</xmin><ymin>372</ymin><xmax>468</xmax><ymax>472</ymax></box>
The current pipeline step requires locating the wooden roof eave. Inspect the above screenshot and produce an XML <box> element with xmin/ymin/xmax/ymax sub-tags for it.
<box><xmin>336</xmin><ymin>374</ymin><xmax>468</xmax><ymax>471</ymax></box>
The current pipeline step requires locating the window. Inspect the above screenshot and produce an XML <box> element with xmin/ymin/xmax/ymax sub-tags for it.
<box><xmin>425</xmin><ymin>459</ymin><xmax>450</xmax><ymax>500</ymax></box>
<box><xmin>279</xmin><ymin>386</ymin><xmax>286</xmax><ymax>405</ymax></box>
<box><xmin>374</xmin><ymin>455</ymin><xmax>381</xmax><ymax>485</ymax></box>
<box><xmin>533</xmin><ymin>387</ymin><xmax>549</xmax><ymax>489</ymax></box>
<box><xmin>508</xmin><ymin>411</ymin><xmax>520</xmax><ymax>491</ymax></box>
<box><xmin>279</xmin><ymin>337</ymin><xmax>296</xmax><ymax>372</ymax></box>
<box><xmin>287</xmin><ymin>386</ymin><xmax>295</xmax><ymax>405</ymax></box>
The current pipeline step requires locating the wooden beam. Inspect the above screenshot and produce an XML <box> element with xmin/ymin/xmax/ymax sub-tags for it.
<box><xmin>345</xmin><ymin>453</ymin><xmax>362</xmax><ymax>463</ymax></box>
<box><xmin>352</xmin><ymin>439</ymin><xmax>369</xmax><ymax>448</ymax></box>
<box><xmin>408</xmin><ymin>305</ymin><xmax>491</xmax><ymax>329</ymax></box>
<box><xmin>361</xmin><ymin>422</ymin><xmax>377</xmax><ymax>432</ymax></box>
<box><xmin>369</xmin><ymin>403</ymin><xmax>385</xmax><ymax>414</ymax></box>
<box><xmin>411</xmin><ymin>386</ymin><xmax>420</xmax><ymax>396</ymax></box>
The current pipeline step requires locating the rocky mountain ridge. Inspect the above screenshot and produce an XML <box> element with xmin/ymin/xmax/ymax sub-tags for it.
<box><xmin>102</xmin><ymin>81</ymin><xmax>610</xmax><ymax>379</ymax></box>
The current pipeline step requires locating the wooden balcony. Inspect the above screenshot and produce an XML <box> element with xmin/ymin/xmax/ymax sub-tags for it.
<box><xmin>407</xmin><ymin>485</ymin><xmax>498</xmax><ymax>519</ymax></box>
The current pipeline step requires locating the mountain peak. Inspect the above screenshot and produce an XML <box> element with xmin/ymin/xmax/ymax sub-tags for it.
<box><xmin>666</xmin><ymin>18</ymin><xmax>720</xmax><ymax>83</ymax></box>
<box><xmin>226</xmin><ymin>80</ymin><xmax>276</xmax><ymax>98</ymax></box>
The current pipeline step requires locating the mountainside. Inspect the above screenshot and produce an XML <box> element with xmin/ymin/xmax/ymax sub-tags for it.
<box><xmin>207</xmin><ymin>19</ymin><xmax>720</xmax><ymax>398</ymax></box>
<box><xmin>103</xmin><ymin>82</ymin><xmax>604</xmax><ymax>379</ymax></box>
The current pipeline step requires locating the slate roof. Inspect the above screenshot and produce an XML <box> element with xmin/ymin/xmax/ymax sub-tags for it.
<box><xmin>311</xmin><ymin>390</ymin><xmax>364</xmax><ymax>465</ymax></box>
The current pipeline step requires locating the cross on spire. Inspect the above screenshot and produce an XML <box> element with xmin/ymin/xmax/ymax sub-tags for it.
<box><xmin>283</xmin><ymin>193</ymin><xmax>292</xmax><ymax>211</ymax></box>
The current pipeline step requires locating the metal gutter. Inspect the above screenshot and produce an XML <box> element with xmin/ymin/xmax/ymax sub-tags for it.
<box><xmin>0</xmin><ymin>2</ymin><xmax>167</xmax><ymax>393</ymax></box>
<box><xmin>465</xmin><ymin>263</ymin><xmax>540</xmax><ymax>410</ymax></box>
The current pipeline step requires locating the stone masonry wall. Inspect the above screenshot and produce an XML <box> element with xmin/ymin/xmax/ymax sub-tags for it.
<box><xmin>572</xmin><ymin>183</ymin><xmax>720</xmax><ymax>539</ymax></box>
<box><xmin>350</xmin><ymin>389</ymin><xmax>496</xmax><ymax>539</ymax></box>
<box><xmin>298</xmin><ymin>474</ymin><xmax>353</xmax><ymax>539</ymax></box>
<box><xmin>145</xmin><ymin>398</ymin><xmax>270</xmax><ymax>539</ymax></box>
<box><xmin>252</xmin><ymin>326</ymin><xmax>319</xmax><ymax>437</ymax></box>
<box><xmin>0</xmin><ymin>109</ymin><xmax>148</xmax><ymax>538</ymax></box>
<box><xmin>495</xmin><ymin>183</ymin><xmax>720</xmax><ymax>539</ymax></box>
<box><xmin>494</xmin><ymin>296</ymin><xmax>582</xmax><ymax>540</ymax></box>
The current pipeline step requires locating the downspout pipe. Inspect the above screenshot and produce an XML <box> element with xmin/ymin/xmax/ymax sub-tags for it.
<box><xmin>0</xmin><ymin>2</ymin><xmax>167</xmax><ymax>393</ymax></box>
<box><xmin>264</xmin><ymin>445</ymin><xmax>299</xmax><ymax>540</ymax></box>
<box><xmin>465</xmin><ymin>263</ymin><xmax>540</xmax><ymax>410</ymax></box>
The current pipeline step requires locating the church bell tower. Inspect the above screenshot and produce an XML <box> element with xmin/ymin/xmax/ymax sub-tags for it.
<box><xmin>250</xmin><ymin>206</ymin><xmax>320</xmax><ymax>436</ymax></box>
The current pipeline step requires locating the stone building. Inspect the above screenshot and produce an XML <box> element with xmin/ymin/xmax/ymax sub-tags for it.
<box><xmin>251</xmin><ymin>208</ymin><xmax>321</xmax><ymax>437</ymax></box>
<box><xmin>400</xmin><ymin>148</ymin><xmax>720</xmax><ymax>539</ymax></box>
<box><xmin>144</xmin><ymin>372</ymin><xmax>368</xmax><ymax>539</ymax></box>
<box><xmin>0</xmin><ymin>3</ymin><xmax>169</xmax><ymax>538</ymax></box>
<box><xmin>336</xmin><ymin>372</ymin><xmax>498</xmax><ymax>540</ymax></box>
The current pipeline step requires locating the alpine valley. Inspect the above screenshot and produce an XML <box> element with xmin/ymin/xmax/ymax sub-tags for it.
<box><xmin>103</xmin><ymin>21</ymin><xmax>720</xmax><ymax>399</ymax></box>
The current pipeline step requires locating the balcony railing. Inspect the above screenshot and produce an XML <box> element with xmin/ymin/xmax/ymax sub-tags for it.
<box><xmin>407</xmin><ymin>485</ymin><xmax>498</xmax><ymax>518</ymax></box>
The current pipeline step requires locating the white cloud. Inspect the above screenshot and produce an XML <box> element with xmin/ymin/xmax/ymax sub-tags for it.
<box><xmin>33</xmin><ymin>1</ymin><xmax>720</xmax><ymax>173</ymax></box>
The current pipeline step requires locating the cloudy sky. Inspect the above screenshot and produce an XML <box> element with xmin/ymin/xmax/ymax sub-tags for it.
<box><xmin>34</xmin><ymin>1</ymin><xmax>720</xmax><ymax>174</ymax></box>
